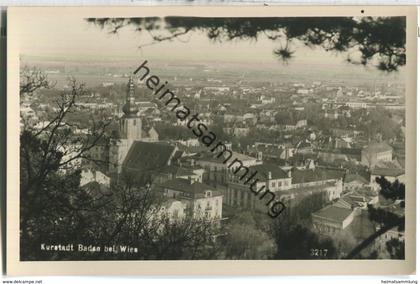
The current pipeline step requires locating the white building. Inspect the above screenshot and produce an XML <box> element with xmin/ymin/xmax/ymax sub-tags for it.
<box><xmin>156</xmin><ymin>178</ymin><xmax>223</xmax><ymax>220</ymax></box>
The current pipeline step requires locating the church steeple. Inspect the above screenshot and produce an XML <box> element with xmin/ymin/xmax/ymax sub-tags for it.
<box><xmin>109</xmin><ymin>76</ymin><xmax>147</xmax><ymax>174</ymax></box>
<box><xmin>122</xmin><ymin>76</ymin><xmax>138</xmax><ymax>117</ymax></box>
<box><xmin>119</xmin><ymin>76</ymin><xmax>142</xmax><ymax>141</ymax></box>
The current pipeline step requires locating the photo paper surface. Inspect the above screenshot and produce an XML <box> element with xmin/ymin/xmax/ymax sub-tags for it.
<box><xmin>6</xmin><ymin>6</ymin><xmax>417</xmax><ymax>275</ymax></box>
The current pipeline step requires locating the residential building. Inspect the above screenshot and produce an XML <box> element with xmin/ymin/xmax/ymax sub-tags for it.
<box><xmin>370</xmin><ymin>167</ymin><xmax>405</xmax><ymax>191</ymax></box>
<box><xmin>312</xmin><ymin>205</ymin><xmax>359</xmax><ymax>234</ymax></box>
<box><xmin>361</xmin><ymin>142</ymin><xmax>393</xmax><ymax>168</ymax></box>
<box><xmin>155</xmin><ymin>178</ymin><xmax>223</xmax><ymax>220</ymax></box>
<box><xmin>343</xmin><ymin>174</ymin><xmax>370</xmax><ymax>192</ymax></box>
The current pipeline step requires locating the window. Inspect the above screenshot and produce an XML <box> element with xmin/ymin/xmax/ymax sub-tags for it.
<box><xmin>278</xmin><ymin>181</ymin><xmax>282</xmax><ymax>187</ymax></box>
<box><xmin>271</xmin><ymin>181</ymin><xmax>276</xmax><ymax>188</ymax></box>
<box><xmin>133</xmin><ymin>120</ymin><xmax>136</xmax><ymax>126</ymax></box>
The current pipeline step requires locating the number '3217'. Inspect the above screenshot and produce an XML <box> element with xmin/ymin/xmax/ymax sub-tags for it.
<box><xmin>310</xmin><ymin>248</ymin><xmax>328</xmax><ymax>257</ymax></box>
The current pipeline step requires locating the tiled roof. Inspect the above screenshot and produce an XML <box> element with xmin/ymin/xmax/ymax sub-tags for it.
<box><xmin>248</xmin><ymin>163</ymin><xmax>289</xmax><ymax>181</ymax></box>
<box><xmin>276</xmin><ymin>181</ymin><xmax>337</xmax><ymax>197</ymax></box>
<box><xmin>230</xmin><ymin>151</ymin><xmax>257</xmax><ymax>162</ymax></box>
<box><xmin>353</xmin><ymin>187</ymin><xmax>378</xmax><ymax>198</ymax></box>
<box><xmin>334</xmin><ymin>198</ymin><xmax>353</xmax><ymax>209</ymax></box>
<box><xmin>197</xmin><ymin>151</ymin><xmax>256</xmax><ymax>164</ymax></box>
<box><xmin>347</xmin><ymin>195</ymin><xmax>365</xmax><ymax>203</ymax></box>
<box><xmin>252</xmin><ymin>145</ymin><xmax>284</xmax><ymax>156</ymax></box>
<box><xmin>340</xmin><ymin>195</ymin><xmax>365</xmax><ymax>207</ymax></box>
<box><xmin>363</xmin><ymin>142</ymin><xmax>393</xmax><ymax>154</ymax></box>
<box><xmin>375</xmin><ymin>159</ymin><xmax>402</xmax><ymax>169</ymax></box>
<box><xmin>371</xmin><ymin>167</ymin><xmax>405</xmax><ymax>177</ymax></box>
<box><xmin>344</xmin><ymin>174</ymin><xmax>369</xmax><ymax>184</ymax></box>
<box><xmin>176</xmin><ymin>143</ymin><xmax>209</xmax><ymax>153</ymax></box>
<box><xmin>337</xmin><ymin>148</ymin><xmax>362</xmax><ymax>155</ymax></box>
<box><xmin>159</xmin><ymin>165</ymin><xmax>196</xmax><ymax>177</ymax></box>
<box><xmin>123</xmin><ymin>141</ymin><xmax>176</xmax><ymax>172</ymax></box>
<box><xmin>312</xmin><ymin>205</ymin><xmax>353</xmax><ymax>223</ymax></box>
<box><xmin>292</xmin><ymin>167</ymin><xmax>346</xmax><ymax>184</ymax></box>
<box><xmin>158</xmin><ymin>178</ymin><xmax>222</xmax><ymax>198</ymax></box>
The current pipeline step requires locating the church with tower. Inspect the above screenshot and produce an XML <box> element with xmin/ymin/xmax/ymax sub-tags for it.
<box><xmin>108</xmin><ymin>76</ymin><xmax>159</xmax><ymax>174</ymax></box>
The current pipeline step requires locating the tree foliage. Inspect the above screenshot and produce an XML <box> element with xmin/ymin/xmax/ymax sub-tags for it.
<box><xmin>87</xmin><ymin>16</ymin><xmax>406</xmax><ymax>72</ymax></box>
<box><xmin>345</xmin><ymin>177</ymin><xmax>405</xmax><ymax>259</ymax></box>
<box><xmin>273</xmin><ymin>224</ymin><xmax>338</xmax><ymax>259</ymax></box>
<box><xmin>20</xmin><ymin>66</ymin><xmax>55</xmax><ymax>95</ymax></box>
<box><xmin>20</xmin><ymin>69</ymin><xmax>221</xmax><ymax>260</ymax></box>
<box><xmin>386</xmin><ymin>238</ymin><xmax>405</xmax><ymax>259</ymax></box>
<box><xmin>222</xmin><ymin>212</ymin><xmax>276</xmax><ymax>259</ymax></box>
<box><xmin>20</xmin><ymin>74</ymin><xmax>111</xmax><ymax>259</ymax></box>
<box><xmin>268</xmin><ymin>191</ymin><xmax>337</xmax><ymax>259</ymax></box>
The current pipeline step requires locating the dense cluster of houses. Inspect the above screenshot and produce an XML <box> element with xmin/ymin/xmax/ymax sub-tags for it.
<box><xmin>23</xmin><ymin>76</ymin><xmax>406</xmax><ymax>255</ymax></box>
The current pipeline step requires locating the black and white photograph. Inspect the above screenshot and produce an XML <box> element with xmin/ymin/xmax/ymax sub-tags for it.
<box><xmin>6</xmin><ymin>6</ymin><xmax>417</xmax><ymax>275</ymax></box>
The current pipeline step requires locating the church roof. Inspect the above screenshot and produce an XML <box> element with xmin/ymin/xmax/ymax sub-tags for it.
<box><xmin>122</xmin><ymin>141</ymin><xmax>176</xmax><ymax>173</ymax></box>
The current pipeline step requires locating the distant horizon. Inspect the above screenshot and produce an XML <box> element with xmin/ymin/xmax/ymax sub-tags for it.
<box><xmin>20</xmin><ymin>53</ymin><xmax>405</xmax><ymax>86</ymax></box>
<box><xmin>15</xmin><ymin>14</ymin><xmax>405</xmax><ymax>83</ymax></box>
<box><xmin>16</xmin><ymin>13</ymin><xmax>406</xmax><ymax>87</ymax></box>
